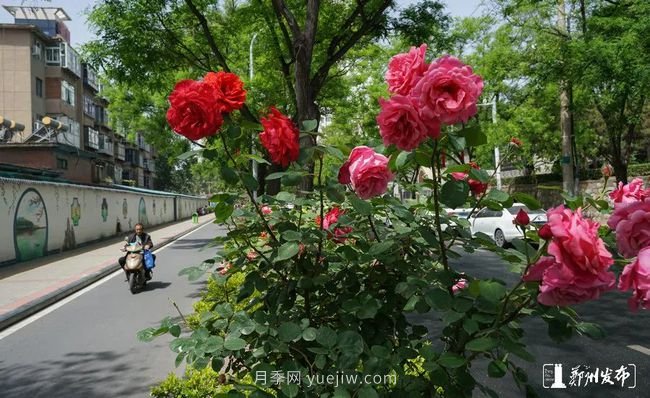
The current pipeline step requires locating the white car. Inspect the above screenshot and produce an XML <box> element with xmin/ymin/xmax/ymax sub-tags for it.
<box><xmin>469</xmin><ymin>203</ymin><xmax>547</xmax><ymax>247</ymax></box>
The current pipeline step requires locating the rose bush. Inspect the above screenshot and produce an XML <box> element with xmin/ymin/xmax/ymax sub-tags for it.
<box><xmin>141</xmin><ymin>46</ymin><xmax>643</xmax><ymax>398</ymax></box>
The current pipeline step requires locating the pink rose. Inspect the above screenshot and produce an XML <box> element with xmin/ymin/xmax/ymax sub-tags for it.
<box><xmin>537</xmin><ymin>260</ymin><xmax>616</xmax><ymax>306</ymax></box>
<box><xmin>385</xmin><ymin>44</ymin><xmax>429</xmax><ymax>95</ymax></box>
<box><xmin>452</xmin><ymin>278</ymin><xmax>468</xmax><ymax>294</ymax></box>
<box><xmin>377</xmin><ymin>95</ymin><xmax>440</xmax><ymax>151</ymax></box>
<box><xmin>318</xmin><ymin>207</ymin><xmax>353</xmax><ymax>243</ymax></box>
<box><xmin>261</xmin><ymin>205</ymin><xmax>273</xmax><ymax>215</ymax></box>
<box><xmin>609</xmin><ymin>178</ymin><xmax>648</xmax><ymax>209</ymax></box>
<box><xmin>546</xmin><ymin>206</ymin><xmax>613</xmax><ymax>276</ymax></box>
<box><xmin>412</xmin><ymin>55</ymin><xmax>484</xmax><ymax>125</ymax></box>
<box><xmin>339</xmin><ymin>146</ymin><xmax>394</xmax><ymax>200</ymax></box>
<box><xmin>607</xmin><ymin>199</ymin><xmax>650</xmax><ymax>258</ymax></box>
<box><xmin>601</xmin><ymin>164</ymin><xmax>613</xmax><ymax>178</ymax></box>
<box><xmin>523</xmin><ymin>256</ymin><xmax>555</xmax><ymax>282</ymax></box>
<box><xmin>618</xmin><ymin>247</ymin><xmax>650</xmax><ymax>311</ymax></box>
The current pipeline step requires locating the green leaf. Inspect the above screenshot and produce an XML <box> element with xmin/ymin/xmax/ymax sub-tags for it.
<box><xmin>463</xmin><ymin>319</ymin><xmax>479</xmax><ymax>335</ymax></box>
<box><xmin>169</xmin><ymin>324</ymin><xmax>181</xmax><ymax>338</ymax></box>
<box><xmin>220</xmin><ymin>165</ymin><xmax>239</xmax><ymax>185</ymax></box>
<box><xmin>356</xmin><ymin>298</ymin><xmax>382</xmax><ymax>319</ymax></box>
<box><xmin>438</xmin><ymin>353</ymin><xmax>466</xmax><ymax>368</ymax></box>
<box><xmin>241</xmin><ymin>172</ymin><xmax>259</xmax><ymax>191</ymax></box>
<box><xmin>395</xmin><ymin>151</ymin><xmax>412</xmax><ymax>169</ymax></box>
<box><xmin>460</xmin><ymin>125</ymin><xmax>487</xmax><ymax>146</ymax></box>
<box><xmin>282</xmin><ymin>230</ymin><xmax>302</xmax><ymax>241</ymax></box>
<box><xmin>323</xmin><ymin>146</ymin><xmax>345</xmax><ymax>160</ymax></box>
<box><xmin>512</xmin><ymin>192</ymin><xmax>542</xmax><ymax>210</ymax></box>
<box><xmin>358</xmin><ymin>387</ymin><xmax>379</xmax><ymax>398</ymax></box>
<box><xmin>465</xmin><ymin>337</ymin><xmax>499</xmax><ymax>352</ymax></box>
<box><xmin>469</xmin><ymin>168</ymin><xmax>490</xmax><ymax>183</ymax></box>
<box><xmin>337</xmin><ymin>331</ymin><xmax>364</xmax><ymax>355</ymax></box>
<box><xmin>576</xmin><ymin>322</ymin><xmax>606</xmax><ymax>340</ymax></box>
<box><xmin>403</xmin><ymin>295</ymin><xmax>421</xmax><ymax>311</ymax></box>
<box><xmin>488</xmin><ymin>360</ymin><xmax>508</xmax><ymax>378</ymax></box>
<box><xmin>224</xmin><ymin>336</ymin><xmax>247</xmax><ymax>351</ymax></box>
<box><xmin>317</xmin><ymin>327</ymin><xmax>337</xmax><ymax>347</ymax></box>
<box><xmin>368</xmin><ymin>240</ymin><xmax>394</xmax><ymax>256</ymax></box>
<box><xmin>302</xmin><ymin>119</ymin><xmax>318</xmax><ymax>132</ymax></box>
<box><xmin>442</xmin><ymin>310</ymin><xmax>464</xmax><ymax>325</ymax></box>
<box><xmin>302</xmin><ymin>327</ymin><xmax>318</xmax><ymax>342</ymax></box>
<box><xmin>281</xmin><ymin>383</ymin><xmax>299</xmax><ymax>398</ymax></box>
<box><xmin>275</xmin><ymin>242</ymin><xmax>300</xmax><ymax>262</ymax></box>
<box><xmin>177</xmin><ymin>149</ymin><xmax>201</xmax><ymax>160</ymax></box>
<box><xmin>371</xmin><ymin>345</ymin><xmax>391</xmax><ymax>359</ymax></box>
<box><xmin>214</xmin><ymin>202</ymin><xmax>234</xmax><ymax>223</ymax></box>
<box><xmin>275</xmin><ymin>191</ymin><xmax>296</xmax><ymax>202</ymax></box>
<box><xmin>486</xmin><ymin>189</ymin><xmax>510</xmax><ymax>203</ymax></box>
<box><xmin>448</xmin><ymin>134</ymin><xmax>467</xmax><ymax>152</ymax></box>
<box><xmin>266</xmin><ymin>171</ymin><xmax>289</xmax><ymax>180</ymax></box>
<box><xmin>326</xmin><ymin>186</ymin><xmax>346</xmax><ymax>203</ymax></box>
<box><xmin>350</xmin><ymin>195</ymin><xmax>373</xmax><ymax>216</ymax></box>
<box><xmin>245</xmin><ymin>153</ymin><xmax>271</xmax><ymax>165</ymax></box>
<box><xmin>215</xmin><ymin>303</ymin><xmax>234</xmax><ymax>318</ymax></box>
<box><xmin>424</xmin><ymin>288</ymin><xmax>452</xmax><ymax>310</ymax></box>
<box><xmin>479</xmin><ymin>281</ymin><xmax>506</xmax><ymax>303</ymax></box>
<box><xmin>227</xmin><ymin>124</ymin><xmax>241</xmax><ymax>139</ymax></box>
<box><xmin>137</xmin><ymin>328</ymin><xmax>157</xmax><ymax>342</ymax></box>
<box><xmin>440</xmin><ymin>180</ymin><xmax>470</xmax><ymax>208</ymax></box>
<box><xmin>278</xmin><ymin>322</ymin><xmax>302</xmax><ymax>342</ymax></box>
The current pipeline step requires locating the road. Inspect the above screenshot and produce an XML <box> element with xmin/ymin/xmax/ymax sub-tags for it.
<box><xmin>411</xmin><ymin>248</ymin><xmax>650</xmax><ymax>397</ymax></box>
<box><xmin>0</xmin><ymin>222</ymin><xmax>226</xmax><ymax>398</ymax></box>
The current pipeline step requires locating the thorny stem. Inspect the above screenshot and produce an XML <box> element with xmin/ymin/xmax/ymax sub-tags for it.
<box><xmin>315</xmin><ymin>155</ymin><xmax>325</xmax><ymax>267</ymax></box>
<box><xmin>368</xmin><ymin>215</ymin><xmax>381</xmax><ymax>242</ymax></box>
<box><xmin>169</xmin><ymin>298</ymin><xmax>188</xmax><ymax>326</ymax></box>
<box><xmin>220</xmin><ymin>133</ymin><xmax>278</xmax><ymax>244</ymax></box>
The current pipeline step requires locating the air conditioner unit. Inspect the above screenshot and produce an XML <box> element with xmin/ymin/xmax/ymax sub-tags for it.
<box><xmin>32</xmin><ymin>44</ymin><xmax>42</xmax><ymax>57</ymax></box>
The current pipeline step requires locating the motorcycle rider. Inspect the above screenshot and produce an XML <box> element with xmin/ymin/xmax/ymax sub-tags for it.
<box><xmin>118</xmin><ymin>223</ymin><xmax>155</xmax><ymax>280</ymax></box>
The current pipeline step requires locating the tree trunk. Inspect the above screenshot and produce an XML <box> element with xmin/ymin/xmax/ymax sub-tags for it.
<box><xmin>558</xmin><ymin>0</ymin><xmax>575</xmax><ymax>196</ymax></box>
<box><xmin>611</xmin><ymin>155</ymin><xmax>628</xmax><ymax>184</ymax></box>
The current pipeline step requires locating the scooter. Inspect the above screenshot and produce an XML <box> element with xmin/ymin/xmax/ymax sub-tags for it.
<box><xmin>122</xmin><ymin>242</ymin><xmax>148</xmax><ymax>294</ymax></box>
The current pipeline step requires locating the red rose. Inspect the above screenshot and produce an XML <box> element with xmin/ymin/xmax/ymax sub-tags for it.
<box><xmin>510</xmin><ymin>137</ymin><xmax>523</xmax><ymax>148</ymax></box>
<box><xmin>514</xmin><ymin>209</ymin><xmax>530</xmax><ymax>226</ymax></box>
<box><xmin>385</xmin><ymin>44</ymin><xmax>429</xmax><ymax>96</ymax></box>
<box><xmin>203</xmin><ymin>71</ymin><xmax>247</xmax><ymax>113</ymax></box>
<box><xmin>166</xmin><ymin>79</ymin><xmax>223</xmax><ymax>140</ymax></box>
<box><xmin>259</xmin><ymin>107</ymin><xmax>300</xmax><ymax>167</ymax></box>
<box><xmin>538</xmin><ymin>223</ymin><xmax>553</xmax><ymax>240</ymax></box>
<box><xmin>377</xmin><ymin>95</ymin><xmax>439</xmax><ymax>151</ymax></box>
<box><xmin>318</xmin><ymin>207</ymin><xmax>353</xmax><ymax>243</ymax></box>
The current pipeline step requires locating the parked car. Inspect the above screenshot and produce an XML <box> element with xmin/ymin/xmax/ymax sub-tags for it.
<box><xmin>469</xmin><ymin>203</ymin><xmax>547</xmax><ymax>247</ymax></box>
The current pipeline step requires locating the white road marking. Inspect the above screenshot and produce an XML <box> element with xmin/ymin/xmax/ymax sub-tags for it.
<box><xmin>0</xmin><ymin>221</ymin><xmax>214</xmax><ymax>340</ymax></box>
<box><xmin>627</xmin><ymin>345</ymin><xmax>650</xmax><ymax>356</ymax></box>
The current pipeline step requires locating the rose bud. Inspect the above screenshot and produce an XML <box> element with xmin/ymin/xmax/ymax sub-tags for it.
<box><xmin>514</xmin><ymin>209</ymin><xmax>530</xmax><ymax>226</ymax></box>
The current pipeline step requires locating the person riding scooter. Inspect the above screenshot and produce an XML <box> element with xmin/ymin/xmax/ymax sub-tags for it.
<box><xmin>118</xmin><ymin>223</ymin><xmax>155</xmax><ymax>280</ymax></box>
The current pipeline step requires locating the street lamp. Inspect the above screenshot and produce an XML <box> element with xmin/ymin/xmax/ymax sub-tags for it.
<box><xmin>249</xmin><ymin>33</ymin><xmax>259</xmax><ymax>200</ymax></box>
<box><xmin>478</xmin><ymin>101</ymin><xmax>501</xmax><ymax>190</ymax></box>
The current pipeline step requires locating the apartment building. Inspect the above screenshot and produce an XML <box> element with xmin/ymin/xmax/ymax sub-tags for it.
<box><xmin>0</xmin><ymin>6</ymin><xmax>156</xmax><ymax>188</ymax></box>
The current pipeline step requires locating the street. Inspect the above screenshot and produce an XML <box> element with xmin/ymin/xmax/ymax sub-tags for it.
<box><xmin>0</xmin><ymin>222</ymin><xmax>226</xmax><ymax>398</ymax></box>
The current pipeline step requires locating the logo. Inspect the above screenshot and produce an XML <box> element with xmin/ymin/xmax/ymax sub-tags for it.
<box><xmin>543</xmin><ymin>364</ymin><xmax>567</xmax><ymax>389</ymax></box>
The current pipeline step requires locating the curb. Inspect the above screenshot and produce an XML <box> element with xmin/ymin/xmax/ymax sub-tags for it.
<box><xmin>0</xmin><ymin>218</ymin><xmax>214</xmax><ymax>332</ymax></box>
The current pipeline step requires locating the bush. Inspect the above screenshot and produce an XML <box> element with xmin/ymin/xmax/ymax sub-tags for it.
<box><xmin>150</xmin><ymin>368</ymin><xmax>229</xmax><ymax>398</ymax></box>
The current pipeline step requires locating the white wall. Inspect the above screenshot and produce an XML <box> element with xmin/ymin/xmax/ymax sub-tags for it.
<box><xmin>0</xmin><ymin>177</ymin><xmax>207</xmax><ymax>264</ymax></box>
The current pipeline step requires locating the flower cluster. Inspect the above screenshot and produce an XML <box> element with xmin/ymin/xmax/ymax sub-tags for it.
<box><xmin>316</xmin><ymin>207</ymin><xmax>353</xmax><ymax>243</ymax></box>
<box><xmin>450</xmin><ymin>162</ymin><xmax>488</xmax><ymax>195</ymax></box>
<box><xmin>378</xmin><ymin>45</ymin><xmax>484</xmax><ymax>151</ymax></box>
<box><xmin>607</xmin><ymin>178</ymin><xmax>650</xmax><ymax>311</ymax></box>
<box><xmin>259</xmin><ymin>107</ymin><xmax>300</xmax><ymax>168</ymax></box>
<box><xmin>524</xmin><ymin>206</ymin><xmax>615</xmax><ymax>306</ymax></box>
<box><xmin>166</xmin><ymin>71</ymin><xmax>246</xmax><ymax>140</ymax></box>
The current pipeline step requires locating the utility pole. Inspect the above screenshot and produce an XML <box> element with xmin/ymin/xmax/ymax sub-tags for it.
<box><xmin>557</xmin><ymin>0</ymin><xmax>575</xmax><ymax>195</ymax></box>
<box><xmin>249</xmin><ymin>33</ymin><xmax>259</xmax><ymax>200</ymax></box>
<box><xmin>478</xmin><ymin>101</ymin><xmax>501</xmax><ymax>190</ymax></box>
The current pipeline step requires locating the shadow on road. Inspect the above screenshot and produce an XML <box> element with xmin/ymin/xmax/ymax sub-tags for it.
<box><xmin>170</xmin><ymin>239</ymin><xmax>213</xmax><ymax>251</ymax></box>
<box><xmin>0</xmin><ymin>351</ymin><xmax>151</xmax><ymax>398</ymax></box>
<box><xmin>144</xmin><ymin>281</ymin><xmax>172</xmax><ymax>291</ymax></box>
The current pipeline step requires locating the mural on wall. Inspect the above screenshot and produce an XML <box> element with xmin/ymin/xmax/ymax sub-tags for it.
<box><xmin>128</xmin><ymin>217</ymin><xmax>133</xmax><ymax>230</ymax></box>
<box><xmin>163</xmin><ymin>200</ymin><xmax>167</xmax><ymax>214</ymax></box>
<box><xmin>153</xmin><ymin>199</ymin><xmax>156</xmax><ymax>216</ymax></box>
<box><xmin>71</xmin><ymin>198</ymin><xmax>81</xmax><ymax>226</ymax></box>
<box><xmin>101</xmin><ymin>198</ymin><xmax>108</xmax><ymax>222</ymax></box>
<box><xmin>115</xmin><ymin>217</ymin><xmax>122</xmax><ymax>234</ymax></box>
<box><xmin>138</xmin><ymin>197</ymin><xmax>149</xmax><ymax>225</ymax></box>
<box><xmin>62</xmin><ymin>218</ymin><xmax>76</xmax><ymax>251</ymax></box>
<box><xmin>122</xmin><ymin>198</ymin><xmax>128</xmax><ymax>219</ymax></box>
<box><xmin>14</xmin><ymin>188</ymin><xmax>48</xmax><ymax>261</ymax></box>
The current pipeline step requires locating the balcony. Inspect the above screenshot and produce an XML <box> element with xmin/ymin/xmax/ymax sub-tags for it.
<box><xmin>85</xmin><ymin>127</ymin><xmax>99</xmax><ymax>150</ymax></box>
<box><xmin>116</xmin><ymin>142</ymin><xmax>125</xmax><ymax>161</ymax></box>
<box><xmin>46</xmin><ymin>43</ymin><xmax>82</xmax><ymax>78</ymax></box>
<box><xmin>83</xmin><ymin>64</ymin><xmax>99</xmax><ymax>91</ymax></box>
<box><xmin>98</xmin><ymin>135</ymin><xmax>113</xmax><ymax>156</ymax></box>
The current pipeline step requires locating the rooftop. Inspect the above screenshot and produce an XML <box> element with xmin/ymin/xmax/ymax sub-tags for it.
<box><xmin>2</xmin><ymin>6</ymin><xmax>70</xmax><ymax>21</ymax></box>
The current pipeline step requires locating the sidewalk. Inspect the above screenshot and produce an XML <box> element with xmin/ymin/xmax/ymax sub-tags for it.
<box><xmin>0</xmin><ymin>215</ymin><xmax>214</xmax><ymax>331</ymax></box>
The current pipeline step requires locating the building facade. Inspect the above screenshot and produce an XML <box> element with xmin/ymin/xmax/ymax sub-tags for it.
<box><xmin>0</xmin><ymin>6</ymin><xmax>156</xmax><ymax>188</ymax></box>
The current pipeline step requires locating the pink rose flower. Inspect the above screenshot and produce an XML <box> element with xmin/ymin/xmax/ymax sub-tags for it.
<box><xmin>261</xmin><ymin>205</ymin><xmax>273</xmax><ymax>215</ymax></box>
<box><xmin>601</xmin><ymin>164</ymin><xmax>613</xmax><ymax>178</ymax></box>
<box><xmin>607</xmin><ymin>199</ymin><xmax>650</xmax><ymax>258</ymax></box>
<box><xmin>338</xmin><ymin>146</ymin><xmax>394</xmax><ymax>200</ymax></box>
<box><xmin>523</xmin><ymin>256</ymin><xmax>555</xmax><ymax>282</ymax></box>
<box><xmin>412</xmin><ymin>55</ymin><xmax>484</xmax><ymax>125</ymax></box>
<box><xmin>377</xmin><ymin>95</ymin><xmax>440</xmax><ymax>151</ymax></box>
<box><xmin>609</xmin><ymin>178</ymin><xmax>648</xmax><ymax>209</ymax></box>
<box><xmin>452</xmin><ymin>278</ymin><xmax>468</xmax><ymax>294</ymax></box>
<box><xmin>618</xmin><ymin>247</ymin><xmax>650</xmax><ymax>311</ymax></box>
<box><xmin>546</xmin><ymin>206</ymin><xmax>613</xmax><ymax>276</ymax></box>
<box><xmin>385</xmin><ymin>44</ymin><xmax>429</xmax><ymax>95</ymax></box>
<box><xmin>537</xmin><ymin>260</ymin><xmax>616</xmax><ymax>306</ymax></box>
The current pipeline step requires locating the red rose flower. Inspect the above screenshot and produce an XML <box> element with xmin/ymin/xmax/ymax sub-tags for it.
<box><xmin>259</xmin><ymin>107</ymin><xmax>300</xmax><ymax>167</ymax></box>
<box><xmin>510</xmin><ymin>137</ymin><xmax>523</xmax><ymax>148</ymax></box>
<box><xmin>514</xmin><ymin>209</ymin><xmax>530</xmax><ymax>226</ymax></box>
<box><xmin>538</xmin><ymin>223</ymin><xmax>553</xmax><ymax>240</ymax></box>
<box><xmin>203</xmin><ymin>71</ymin><xmax>247</xmax><ymax>113</ymax></box>
<box><xmin>166</xmin><ymin>79</ymin><xmax>223</xmax><ymax>140</ymax></box>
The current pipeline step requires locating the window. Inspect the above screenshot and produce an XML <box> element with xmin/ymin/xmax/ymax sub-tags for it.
<box><xmin>83</xmin><ymin>95</ymin><xmax>94</xmax><ymax>116</ymax></box>
<box><xmin>61</xmin><ymin>80</ymin><xmax>75</xmax><ymax>107</ymax></box>
<box><xmin>56</xmin><ymin>158</ymin><xmax>68</xmax><ymax>170</ymax></box>
<box><xmin>45</xmin><ymin>46</ymin><xmax>60</xmax><ymax>65</ymax></box>
<box><xmin>35</xmin><ymin>78</ymin><xmax>43</xmax><ymax>97</ymax></box>
<box><xmin>144</xmin><ymin>176</ymin><xmax>150</xmax><ymax>188</ymax></box>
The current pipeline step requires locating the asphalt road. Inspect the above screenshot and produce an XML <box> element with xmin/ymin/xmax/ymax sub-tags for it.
<box><xmin>0</xmin><ymin>222</ymin><xmax>226</xmax><ymax>398</ymax></box>
<box><xmin>411</xmin><ymin>248</ymin><xmax>650</xmax><ymax>398</ymax></box>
